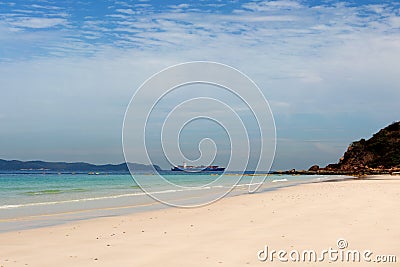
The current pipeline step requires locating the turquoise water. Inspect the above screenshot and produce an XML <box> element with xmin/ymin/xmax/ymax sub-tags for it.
<box><xmin>0</xmin><ymin>173</ymin><xmax>331</xmax><ymax>208</ymax></box>
<box><xmin>0</xmin><ymin>174</ymin><xmax>138</xmax><ymax>208</ymax></box>
<box><xmin>0</xmin><ymin>173</ymin><xmax>350</xmax><ymax>232</ymax></box>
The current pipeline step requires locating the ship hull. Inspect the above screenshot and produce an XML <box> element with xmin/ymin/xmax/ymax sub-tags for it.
<box><xmin>171</xmin><ymin>166</ymin><xmax>225</xmax><ymax>172</ymax></box>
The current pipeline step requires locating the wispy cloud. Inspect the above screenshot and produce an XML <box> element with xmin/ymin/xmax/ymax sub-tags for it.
<box><xmin>0</xmin><ymin>0</ymin><xmax>399</xmax><ymax>59</ymax></box>
<box><xmin>30</xmin><ymin>4</ymin><xmax>62</xmax><ymax>10</ymax></box>
<box><xmin>115</xmin><ymin>8</ymin><xmax>136</xmax><ymax>15</ymax></box>
<box><xmin>0</xmin><ymin>0</ymin><xmax>399</xmax><ymax>167</ymax></box>
<box><xmin>9</xmin><ymin>17</ymin><xmax>67</xmax><ymax>28</ymax></box>
<box><xmin>243</xmin><ymin>0</ymin><xmax>303</xmax><ymax>11</ymax></box>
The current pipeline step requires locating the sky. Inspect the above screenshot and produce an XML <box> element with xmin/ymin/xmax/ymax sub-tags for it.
<box><xmin>0</xmin><ymin>0</ymin><xmax>400</xmax><ymax>170</ymax></box>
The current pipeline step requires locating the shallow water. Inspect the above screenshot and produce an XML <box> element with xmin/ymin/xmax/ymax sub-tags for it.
<box><xmin>0</xmin><ymin>172</ymin><xmax>350</xmax><ymax>232</ymax></box>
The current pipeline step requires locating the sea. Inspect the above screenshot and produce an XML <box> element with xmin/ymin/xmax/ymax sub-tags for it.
<box><xmin>0</xmin><ymin>172</ymin><xmax>351</xmax><ymax>232</ymax></box>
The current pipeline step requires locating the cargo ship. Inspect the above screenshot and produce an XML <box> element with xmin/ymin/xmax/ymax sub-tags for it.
<box><xmin>171</xmin><ymin>162</ymin><xmax>225</xmax><ymax>172</ymax></box>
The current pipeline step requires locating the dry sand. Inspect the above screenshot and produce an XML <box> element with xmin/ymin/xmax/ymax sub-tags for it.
<box><xmin>0</xmin><ymin>175</ymin><xmax>399</xmax><ymax>266</ymax></box>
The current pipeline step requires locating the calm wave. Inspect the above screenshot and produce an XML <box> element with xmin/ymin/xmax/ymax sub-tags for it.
<box><xmin>0</xmin><ymin>173</ymin><xmax>351</xmax><ymax>232</ymax></box>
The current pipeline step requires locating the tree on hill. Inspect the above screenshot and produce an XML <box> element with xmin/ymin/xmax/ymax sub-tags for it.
<box><xmin>327</xmin><ymin>121</ymin><xmax>400</xmax><ymax>171</ymax></box>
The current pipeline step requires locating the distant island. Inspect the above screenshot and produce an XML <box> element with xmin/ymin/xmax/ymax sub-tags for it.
<box><xmin>275</xmin><ymin>121</ymin><xmax>400</xmax><ymax>176</ymax></box>
<box><xmin>0</xmin><ymin>159</ymin><xmax>161</xmax><ymax>173</ymax></box>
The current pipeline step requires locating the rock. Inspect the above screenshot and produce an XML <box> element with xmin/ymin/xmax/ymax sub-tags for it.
<box><xmin>308</xmin><ymin>165</ymin><xmax>320</xmax><ymax>172</ymax></box>
<box><xmin>323</xmin><ymin>121</ymin><xmax>400</xmax><ymax>174</ymax></box>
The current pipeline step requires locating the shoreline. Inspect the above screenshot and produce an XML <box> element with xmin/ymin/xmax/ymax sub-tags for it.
<box><xmin>1</xmin><ymin>175</ymin><xmax>399</xmax><ymax>266</ymax></box>
<box><xmin>0</xmin><ymin>174</ymin><xmax>351</xmax><ymax>233</ymax></box>
<box><xmin>272</xmin><ymin>169</ymin><xmax>400</xmax><ymax>176</ymax></box>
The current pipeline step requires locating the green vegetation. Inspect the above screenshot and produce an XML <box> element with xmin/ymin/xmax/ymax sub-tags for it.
<box><xmin>338</xmin><ymin>121</ymin><xmax>400</xmax><ymax>170</ymax></box>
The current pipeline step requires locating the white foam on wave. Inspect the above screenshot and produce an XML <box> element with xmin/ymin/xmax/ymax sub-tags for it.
<box><xmin>0</xmin><ymin>185</ymin><xmax>227</xmax><ymax>210</ymax></box>
<box><xmin>272</xmin><ymin>178</ymin><xmax>288</xmax><ymax>183</ymax></box>
<box><xmin>2</xmin><ymin>177</ymin><xmax>322</xmax><ymax>210</ymax></box>
<box><xmin>0</xmin><ymin>192</ymin><xmax>149</xmax><ymax>210</ymax></box>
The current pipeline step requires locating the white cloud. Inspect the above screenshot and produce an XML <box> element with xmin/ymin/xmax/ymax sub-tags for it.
<box><xmin>9</xmin><ymin>17</ymin><xmax>67</xmax><ymax>28</ymax></box>
<box><xmin>113</xmin><ymin>1</ymin><xmax>134</xmax><ymax>8</ymax></box>
<box><xmin>169</xmin><ymin>4</ymin><xmax>190</xmax><ymax>9</ymax></box>
<box><xmin>243</xmin><ymin>0</ymin><xmax>303</xmax><ymax>11</ymax></box>
<box><xmin>0</xmin><ymin>2</ymin><xmax>15</xmax><ymax>6</ymax></box>
<box><xmin>30</xmin><ymin>4</ymin><xmax>62</xmax><ymax>10</ymax></box>
<box><xmin>135</xmin><ymin>4</ymin><xmax>152</xmax><ymax>8</ymax></box>
<box><xmin>115</xmin><ymin>8</ymin><xmax>135</xmax><ymax>15</ymax></box>
<box><xmin>224</xmin><ymin>14</ymin><xmax>298</xmax><ymax>22</ymax></box>
<box><xmin>0</xmin><ymin>1</ymin><xmax>400</xmax><ymax>167</ymax></box>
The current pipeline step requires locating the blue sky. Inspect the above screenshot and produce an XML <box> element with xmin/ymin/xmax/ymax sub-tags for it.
<box><xmin>0</xmin><ymin>0</ymin><xmax>400</xmax><ymax>170</ymax></box>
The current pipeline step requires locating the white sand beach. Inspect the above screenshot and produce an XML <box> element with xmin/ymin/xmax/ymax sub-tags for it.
<box><xmin>0</xmin><ymin>175</ymin><xmax>399</xmax><ymax>266</ymax></box>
